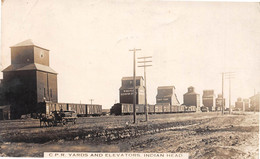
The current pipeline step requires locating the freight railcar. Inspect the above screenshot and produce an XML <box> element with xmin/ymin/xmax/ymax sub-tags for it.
<box><xmin>86</xmin><ymin>104</ymin><xmax>102</xmax><ymax>116</ymax></box>
<box><xmin>148</xmin><ymin>104</ymin><xmax>155</xmax><ymax>114</ymax></box>
<box><xmin>154</xmin><ymin>104</ymin><xmax>171</xmax><ymax>113</ymax></box>
<box><xmin>185</xmin><ymin>106</ymin><xmax>197</xmax><ymax>112</ymax></box>
<box><xmin>171</xmin><ymin>105</ymin><xmax>182</xmax><ymax>113</ymax></box>
<box><xmin>154</xmin><ymin>104</ymin><xmax>163</xmax><ymax>113</ymax></box>
<box><xmin>180</xmin><ymin>105</ymin><xmax>186</xmax><ymax>113</ymax></box>
<box><xmin>111</xmin><ymin>103</ymin><xmax>153</xmax><ymax>115</ymax></box>
<box><xmin>37</xmin><ymin>102</ymin><xmax>102</xmax><ymax>117</ymax></box>
<box><xmin>67</xmin><ymin>103</ymin><xmax>86</xmax><ymax>116</ymax></box>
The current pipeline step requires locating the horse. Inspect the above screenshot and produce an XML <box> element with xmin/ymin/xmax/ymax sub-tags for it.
<box><xmin>39</xmin><ymin>113</ymin><xmax>54</xmax><ymax>127</ymax></box>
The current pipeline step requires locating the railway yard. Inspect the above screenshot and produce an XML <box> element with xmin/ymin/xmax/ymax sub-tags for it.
<box><xmin>0</xmin><ymin>111</ymin><xmax>258</xmax><ymax>158</ymax></box>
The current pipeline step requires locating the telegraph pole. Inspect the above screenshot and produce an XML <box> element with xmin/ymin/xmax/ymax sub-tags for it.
<box><xmin>90</xmin><ymin>99</ymin><xmax>94</xmax><ymax>105</ymax></box>
<box><xmin>222</xmin><ymin>73</ymin><xmax>224</xmax><ymax>115</ymax></box>
<box><xmin>138</xmin><ymin>56</ymin><xmax>152</xmax><ymax>122</ymax></box>
<box><xmin>129</xmin><ymin>48</ymin><xmax>141</xmax><ymax>124</ymax></box>
<box><xmin>229</xmin><ymin>77</ymin><xmax>231</xmax><ymax>113</ymax></box>
<box><xmin>221</xmin><ymin>72</ymin><xmax>235</xmax><ymax>115</ymax></box>
<box><xmin>225</xmin><ymin>72</ymin><xmax>235</xmax><ymax>114</ymax></box>
<box><xmin>254</xmin><ymin>89</ymin><xmax>256</xmax><ymax>113</ymax></box>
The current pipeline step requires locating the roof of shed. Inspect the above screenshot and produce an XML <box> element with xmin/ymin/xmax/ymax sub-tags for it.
<box><xmin>0</xmin><ymin>105</ymin><xmax>10</xmax><ymax>110</ymax></box>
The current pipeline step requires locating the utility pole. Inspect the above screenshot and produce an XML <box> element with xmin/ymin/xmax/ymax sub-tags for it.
<box><xmin>221</xmin><ymin>72</ymin><xmax>235</xmax><ymax>115</ymax></box>
<box><xmin>129</xmin><ymin>48</ymin><xmax>141</xmax><ymax>124</ymax></box>
<box><xmin>138</xmin><ymin>56</ymin><xmax>152</xmax><ymax>122</ymax></box>
<box><xmin>222</xmin><ymin>72</ymin><xmax>224</xmax><ymax>115</ymax></box>
<box><xmin>254</xmin><ymin>89</ymin><xmax>256</xmax><ymax>113</ymax></box>
<box><xmin>224</xmin><ymin>72</ymin><xmax>235</xmax><ymax>114</ymax></box>
<box><xmin>229</xmin><ymin>77</ymin><xmax>231</xmax><ymax>114</ymax></box>
<box><xmin>90</xmin><ymin>99</ymin><xmax>94</xmax><ymax>105</ymax></box>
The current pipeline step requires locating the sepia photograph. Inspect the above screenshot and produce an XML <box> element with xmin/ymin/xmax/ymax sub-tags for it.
<box><xmin>0</xmin><ymin>0</ymin><xmax>259</xmax><ymax>158</ymax></box>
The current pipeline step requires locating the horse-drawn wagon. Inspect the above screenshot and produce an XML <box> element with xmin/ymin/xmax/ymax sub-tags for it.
<box><xmin>40</xmin><ymin>110</ymin><xmax>77</xmax><ymax>127</ymax></box>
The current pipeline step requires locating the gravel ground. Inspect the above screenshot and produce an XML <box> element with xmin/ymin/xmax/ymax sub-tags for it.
<box><xmin>0</xmin><ymin>112</ymin><xmax>258</xmax><ymax>158</ymax></box>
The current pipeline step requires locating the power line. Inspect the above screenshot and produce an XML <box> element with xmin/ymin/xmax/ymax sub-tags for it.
<box><xmin>225</xmin><ymin>72</ymin><xmax>235</xmax><ymax>114</ymax></box>
<box><xmin>129</xmin><ymin>48</ymin><xmax>141</xmax><ymax>124</ymax></box>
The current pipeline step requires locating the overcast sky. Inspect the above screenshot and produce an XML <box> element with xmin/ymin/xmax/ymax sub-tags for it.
<box><xmin>1</xmin><ymin>0</ymin><xmax>260</xmax><ymax>108</ymax></box>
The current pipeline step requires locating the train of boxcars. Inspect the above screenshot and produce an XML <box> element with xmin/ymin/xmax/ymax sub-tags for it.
<box><xmin>110</xmin><ymin>103</ymin><xmax>197</xmax><ymax>115</ymax></box>
<box><xmin>37</xmin><ymin>102</ymin><xmax>197</xmax><ymax>117</ymax></box>
<box><xmin>37</xmin><ymin>102</ymin><xmax>102</xmax><ymax>117</ymax></box>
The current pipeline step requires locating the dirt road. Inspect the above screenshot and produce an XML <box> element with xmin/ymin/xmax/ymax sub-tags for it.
<box><xmin>0</xmin><ymin>112</ymin><xmax>258</xmax><ymax>158</ymax></box>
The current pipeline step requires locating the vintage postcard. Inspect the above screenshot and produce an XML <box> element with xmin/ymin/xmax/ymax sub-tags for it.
<box><xmin>0</xmin><ymin>0</ymin><xmax>259</xmax><ymax>158</ymax></box>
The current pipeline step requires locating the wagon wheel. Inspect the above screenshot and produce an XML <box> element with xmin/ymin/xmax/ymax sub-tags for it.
<box><xmin>62</xmin><ymin>119</ymin><xmax>67</xmax><ymax>125</ymax></box>
<box><xmin>49</xmin><ymin>120</ymin><xmax>54</xmax><ymax>127</ymax></box>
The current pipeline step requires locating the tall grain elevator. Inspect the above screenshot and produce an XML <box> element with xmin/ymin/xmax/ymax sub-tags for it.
<box><xmin>202</xmin><ymin>90</ymin><xmax>215</xmax><ymax>111</ymax></box>
<box><xmin>235</xmin><ymin>97</ymin><xmax>244</xmax><ymax>111</ymax></box>
<box><xmin>183</xmin><ymin>86</ymin><xmax>200</xmax><ymax>109</ymax></box>
<box><xmin>215</xmin><ymin>94</ymin><xmax>225</xmax><ymax>111</ymax></box>
<box><xmin>119</xmin><ymin>76</ymin><xmax>145</xmax><ymax>104</ymax></box>
<box><xmin>2</xmin><ymin>39</ymin><xmax>58</xmax><ymax>118</ymax></box>
<box><xmin>250</xmin><ymin>93</ymin><xmax>260</xmax><ymax>112</ymax></box>
<box><xmin>156</xmin><ymin>86</ymin><xmax>180</xmax><ymax>106</ymax></box>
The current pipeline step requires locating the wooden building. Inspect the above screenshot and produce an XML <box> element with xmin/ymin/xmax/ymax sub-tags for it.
<box><xmin>2</xmin><ymin>39</ymin><xmax>58</xmax><ymax>118</ymax></box>
<box><xmin>119</xmin><ymin>76</ymin><xmax>145</xmax><ymax>104</ymax></box>
<box><xmin>250</xmin><ymin>93</ymin><xmax>260</xmax><ymax>112</ymax></box>
<box><xmin>202</xmin><ymin>90</ymin><xmax>215</xmax><ymax>111</ymax></box>
<box><xmin>156</xmin><ymin>86</ymin><xmax>180</xmax><ymax>106</ymax></box>
<box><xmin>235</xmin><ymin>97</ymin><xmax>244</xmax><ymax>111</ymax></box>
<box><xmin>215</xmin><ymin>94</ymin><xmax>225</xmax><ymax>111</ymax></box>
<box><xmin>243</xmin><ymin>99</ymin><xmax>250</xmax><ymax>111</ymax></box>
<box><xmin>183</xmin><ymin>86</ymin><xmax>200</xmax><ymax>110</ymax></box>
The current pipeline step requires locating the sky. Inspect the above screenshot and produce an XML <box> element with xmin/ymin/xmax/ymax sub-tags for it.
<box><xmin>1</xmin><ymin>0</ymin><xmax>260</xmax><ymax>109</ymax></box>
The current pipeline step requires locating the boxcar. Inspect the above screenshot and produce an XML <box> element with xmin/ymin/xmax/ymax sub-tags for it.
<box><xmin>180</xmin><ymin>105</ymin><xmax>186</xmax><ymax>113</ymax></box>
<box><xmin>171</xmin><ymin>105</ymin><xmax>179</xmax><ymax>113</ymax></box>
<box><xmin>86</xmin><ymin>104</ymin><xmax>102</xmax><ymax>116</ymax></box>
<box><xmin>148</xmin><ymin>104</ymin><xmax>155</xmax><ymax>114</ymax></box>
<box><xmin>155</xmin><ymin>104</ymin><xmax>163</xmax><ymax>113</ymax></box>
<box><xmin>38</xmin><ymin>102</ymin><xmax>102</xmax><ymax>117</ymax></box>
<box><xmin>46</xmin><ymin>103</ymin><xmax>57</xmax><ymax>114</ymax></box>
<box><xmin>67</xmin><ymin>104</ymin><xmax>86</xmax><ymax>116</ymax></box>
<box><xmin>67</xmin><ymin>103</ymin><xmax>77</xmax><ymax>112</ymax></box>
<box><xmin>57</xmin><ymin>103</ymin><xmax>68</xmax><ymax>112</ymax></box>
<box><xmin>162</xmin><ymin>104</ymin><xmax>171</xmax><ymax>113</ymax></box>
<box><xmin>121</xmin><ymin>104</ymin><xmax>145</xmax><ymax>114</ymax></box>
<box><xmin>187</xmin><ymin>106</ymin><xmax>197</xmax><ymax>112</ymax></box>
<box><xmin>77</xmin><ymin>104</ymin><xmax>87</xmax><ymax>116</ymax></box>
<box><xmin>136</xmin><ymin>105</ymin><xmax>145</xmax><ymax>114</ymax></box>
<box><xmin>122</xmin><ymin>103</ymin><xmax>133</xmax><ymax>114</ymax></box>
